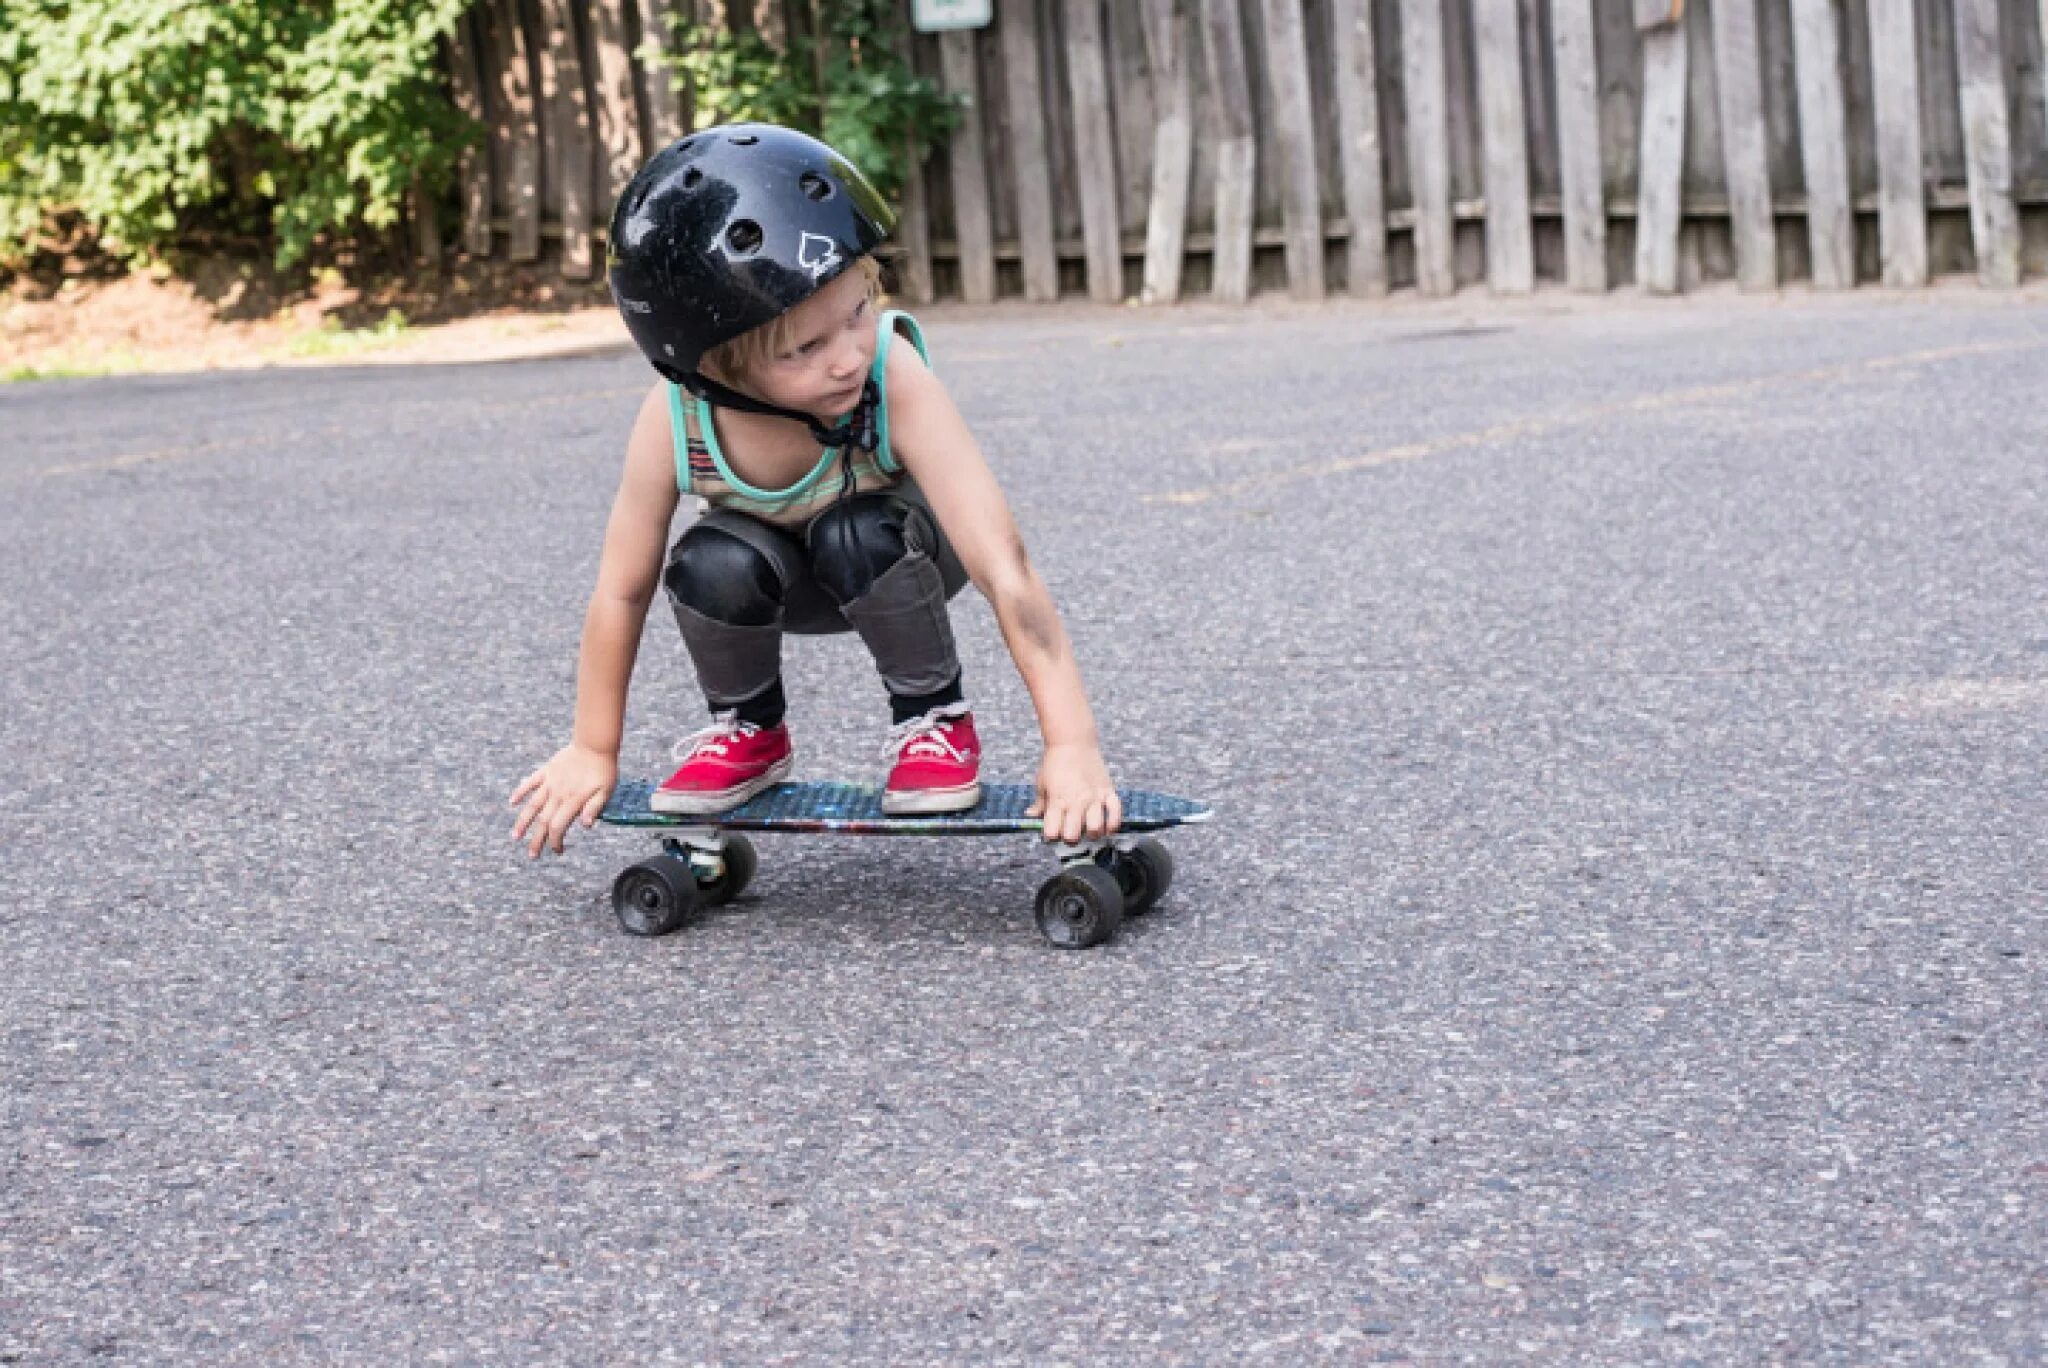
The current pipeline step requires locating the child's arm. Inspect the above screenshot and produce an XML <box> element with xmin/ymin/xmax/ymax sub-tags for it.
<box><xmin>883</xmin><ymin>348</ymin><xmax>1124</xmax><ymax>843</ymax></box>
<box><xmin>510</xmin><ymin>384</ymin><xmax>681</xmax><ymax>857</ymax></box>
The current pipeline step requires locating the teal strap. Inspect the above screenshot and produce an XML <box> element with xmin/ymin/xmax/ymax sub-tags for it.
<box><xmin>695</xmin><ymin>390</ymin><xmax>842</xmax><ymax>504</ymax></box>
<box><xmin>666</xmin><ymin>383</ymin><xmax>692</xmax><ymax>495</ymax></box>
<box><xmin>872</xmin><ymin>309</ymin><xmax>931</xmax><ymax>475</ymax></box>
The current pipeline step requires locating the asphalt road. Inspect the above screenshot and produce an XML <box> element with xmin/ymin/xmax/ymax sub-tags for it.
<box><xmin>3</xmin><ymin>286</ymin><xmax>2045</xmax><ymax>1364</ymax></box>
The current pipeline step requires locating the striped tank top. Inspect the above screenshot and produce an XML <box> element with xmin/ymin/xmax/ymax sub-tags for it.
<box><xmin>667</xmin><ymin>309</ymin><xmax>931</xmax><ymax>529</ymax></box>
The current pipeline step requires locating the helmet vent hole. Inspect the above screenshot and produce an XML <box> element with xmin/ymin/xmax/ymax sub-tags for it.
<box><xmin>729</xmin><ymin>132</ymin><xmax>759</xmax><ymax>146</ymax></box>
<box><xmin>799</xmin><ymin>172</ymin><xmax>834</xmax><ymax>202</ymax></box>
<box><xmin>681</xmin><ymin>167</ymin><xmax>703</xmax><ymax>189</ymax></box>
<box><xmin>725</xmin><ymin>219</ymin><xmax>764</xmax><ymax>255</ymax></box>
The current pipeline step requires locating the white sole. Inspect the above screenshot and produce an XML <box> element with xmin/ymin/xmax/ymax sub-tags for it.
<box><xmin>649</xmin><ymin>754</ymin><xmax>795</xmax><ymax>815</ymax></box>
<box><xmin>881</xmin><ymin>781</ymin><xmax>982</xmax><ymax>816</ymax></box>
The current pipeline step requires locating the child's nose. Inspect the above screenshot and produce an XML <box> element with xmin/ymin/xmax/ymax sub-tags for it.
<box><xmin>831</xmin><ymin>337</ymin><xmax>870</xmax><ymax>380</ymax></box>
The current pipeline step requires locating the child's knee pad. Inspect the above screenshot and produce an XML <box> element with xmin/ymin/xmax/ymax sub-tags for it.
<box><xmin>664</xmin><ymin>525</ymin><xmax>785</xmax><ymax>626</ymax></box>
<box><xmin>805</xmin><ymin>495</ymin><xmax>928</xmax><ymax>606</ymax></box>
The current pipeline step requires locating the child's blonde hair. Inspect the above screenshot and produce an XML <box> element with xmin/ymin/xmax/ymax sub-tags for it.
<box><xmin>701</xmin><ymin>255</ymin><xmax>885</xmax><ymax>383</ymax></box>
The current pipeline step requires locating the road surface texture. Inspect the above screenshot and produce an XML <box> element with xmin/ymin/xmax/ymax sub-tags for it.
<box><xmin>4</xmin><ymin>286</ymin><xmax>2045</xmax><ymax>1362</ymax></box>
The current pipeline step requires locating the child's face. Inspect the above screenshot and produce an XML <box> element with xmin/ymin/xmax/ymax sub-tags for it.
<box><xmin>743</xmin><ymin>268</ymin><xmax>877</xmax><ymax>420</ymax></box>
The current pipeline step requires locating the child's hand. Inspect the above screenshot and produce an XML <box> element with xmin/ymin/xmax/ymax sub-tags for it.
<box><xmin>510</xmin><ymin>743</ymin><xmax>619</xmax><ymax>858</ymax></box>
<box><xmin>1029</xmin><ymin>743</ymin><xmax>1123</xmax><ymax>844</ymax></box>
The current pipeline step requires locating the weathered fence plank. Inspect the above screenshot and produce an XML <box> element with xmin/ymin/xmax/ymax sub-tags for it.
<box><xmin>1708</xmin><ymin>0</ymin><xmax>1779</xmax><ymax>288</ymax></box>
<box><xmin>939</xmin><ymin>31</ymin><xmax>997</xmax><ymax>303</ymax></box>
<box><xmin>1105</xmin><ymin>1</ymin><xmax>1157</xmax><ymax>235</ymax></box>
<box><xmin>1473</xmin><ymin>0</ymin><xmax>1534</xmax><ymax>293</ymax></box>
<box><xmin>494</xmin><ymin>0</ymin><xmax>543</xmax><ymax>261</ymax></box>
<box><xmin>891</xmin><ymin>2</ymin><xmax>933</xmax><ymax>304</ymax></box>
<box><xmin>1790</xmin><ymin>0</ymin><xmax>1856</xmax><ymax>288</ymax></box>
<box><xmin>633</xmin><ymin>0</ymin><xmax>684</xmax><ymax>144</ymax></box>
<box><xmin>412</xmin><ymin>181</ymin><xmax>444</xmax><ymax>267</ymax></box>
<box><xmin>449</xmin><ymin>17</ymin><xmax>495</xmax><ymax>257</ymax></box>
<box><xmin>1401</xmin><ymin>0</ymin><xmax>1457</xmax><ymax>295</ymax></box>
<box><xmin>478</xmin><ymin>5</ymin><xmax>514</xmax><ymax>218</ymax></box>
<box><xmin>587</xmin><ymin>0</ymin><xmax>644</xmax><ymax>205</ymax></box>
<box><xmin>521</xmin><ymin>0</ymin><xmax>558</xmax><ymax>227</ymax></box>
<box><xmin>1000</xmin><ymin>0</ymin><xmax>1060</xmax><ymax>300</ymax></box>
<box><xmin>1330</xmin><ymin>0</ymin><xmax>1388</xmax><ymax>295</ymax></box>
<box><xmin>895</xmin><ymin>147</ymin><xmax>935</xmax><ymax>303</ymax></box>
<box><xmin>1952</xmin><ymin>0</ymin><xmax>2022</xmax><ymax>285</ymax></box>
<box><xmin>1260</xmin><ymin>0</ymin><xmax>1327</xmax><ymax>297</ymax></box>
<box><xmin>1548</xmin><ymin>0</ymin><xmax>1607</xmax><ymax>290</ymax></box>
<box><xmin>1636</xmin><ymin>5</ymin><xmax>1688</xmax><ymax>293</ymax></box>
<box><xmin>1201</xmin><ymin>0</ymin><xmax>1258</xmax><ymax>303</ymax></box>
<box><xmin>1867</xmin><ymin>0</ymin><xmax>1929</xmax><ymax>285</ymax></box>
<box><xmin>539</xmin><ymin>0</ymin><xmax>595</xmax><ymax>278</ymax></box>
<box><xmin>1062</xmin><ymin>0</ymin><xmax>1125</xmax><ymax>302</ymax></box>
<box><xmin>1140</xmin><ymin>0</ymin><xmax>1195</xmax><ymax>303</ymax></box>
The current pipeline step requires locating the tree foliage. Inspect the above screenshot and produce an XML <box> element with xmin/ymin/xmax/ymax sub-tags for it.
<box><xmin>0</xmin><ymin>0</ymin><xmax>474</xmax><ymax>270</ymax></box>
<box><xmin>664</xmin><ymin>0</ymin><xmax>958</xmax><ymax>202</ymax></box>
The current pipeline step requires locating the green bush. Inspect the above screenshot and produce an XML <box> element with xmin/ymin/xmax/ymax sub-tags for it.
<box><xmin>0</xmin><ymin>0</ymin><xmax>475</xmax><ymax>271</ymax></box>
<box><xmin>663</xmin><ymin>0</ymin><xmax>959</xmax><ymax>203</ymax></box>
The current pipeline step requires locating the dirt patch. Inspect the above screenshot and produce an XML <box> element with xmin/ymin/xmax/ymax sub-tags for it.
<box><xmin>2</xmin><ymin>250</ymin><xmax>628</xmax><ymax>381</ymax></box>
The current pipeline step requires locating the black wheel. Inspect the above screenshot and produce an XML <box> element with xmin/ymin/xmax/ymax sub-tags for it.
<box><xmin>1035</xmin><ymin>863</ymin><xmax>1124</xmax><ymax>949</ymax></box>
<box><xmin>695</xmin><ymin>834</ymin><xmax>758</xmax><ymax>907</ymax></box>
<box><xmin>1098</xmin><ymin>839</ymin><xmax>1175</xmax><ymax>917</ymax></box>
<box><xmin>611</xmin><ymin>855</ymin><xmax>701</xmax><ymax>937</ymax></box>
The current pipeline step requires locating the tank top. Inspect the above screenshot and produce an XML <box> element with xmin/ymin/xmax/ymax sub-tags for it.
<box><xmin>667</xmin><ymin>309</ymin><xmax>931</xmax><ymax>529</ymax></box>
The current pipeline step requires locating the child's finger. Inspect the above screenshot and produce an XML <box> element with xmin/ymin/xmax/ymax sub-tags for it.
<box><xmin>1082</xmin><ymin>800</ymin><xmax>1107</xmax><ymax>840</ymax></box>
<box><xmin>512</xmin><ymin>794</ymin><xmax>540</xmax><ymax>843</ymax></box>
<box><xmin>510</xmin><ymin>771</ymin><xmax>542</xmax><ymax>806</ymax></box>
<box><xmin>579</xmin><ymin>791</ymin><xmax>607</xmax><ymax>828</ymax></box>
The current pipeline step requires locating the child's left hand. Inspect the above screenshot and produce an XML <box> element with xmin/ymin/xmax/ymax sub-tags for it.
<box><xmin>1030</xmin><ymin>742</ymin><xmax>1123</xmax><ymax>843</ymax></box>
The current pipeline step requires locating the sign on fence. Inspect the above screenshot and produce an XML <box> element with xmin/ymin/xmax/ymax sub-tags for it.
<box><xmin>912</xmin><ymin>0</ymin><xmax>992</xmax><ymax>33</ymax></box>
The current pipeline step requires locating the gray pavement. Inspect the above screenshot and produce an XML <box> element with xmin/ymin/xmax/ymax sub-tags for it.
<box><xmin>2</xmin><ymin>286</ymin><xmax>2045</xmax><ymax>1363</ymax></box>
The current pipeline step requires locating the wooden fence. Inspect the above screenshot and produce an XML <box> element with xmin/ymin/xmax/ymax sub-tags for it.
<box><xmin>441</xmin><ymin>0</ymin><xmax>2048</xmax><ymax>300</ymax></box>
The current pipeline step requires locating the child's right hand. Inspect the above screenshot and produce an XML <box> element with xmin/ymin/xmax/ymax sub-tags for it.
<box><xmin>510</xmin><ymin>743</ymin><xmax>619</xmax><ymax>858</ymax></box>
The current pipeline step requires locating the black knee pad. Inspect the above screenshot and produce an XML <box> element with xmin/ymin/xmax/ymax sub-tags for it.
<box><xmin>664</xmin><ymin>525</ymin><xmax>784</xmax><ymax>626</ymax></box>
<box><xmin>806</xmin><ymin>495</ymin><xmax>924</xmax><ymax>605</ymax></box>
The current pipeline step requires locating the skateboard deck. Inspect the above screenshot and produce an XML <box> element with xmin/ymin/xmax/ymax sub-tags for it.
<box><xmin>598</xmin><ymin>781</ymin><xmax>1210</xmax><ymax>949</ymax></box>
<box><xmin>599</xmin><ymin>780</ymin><xmax>1210</xmax><ymax>835</ymax></box>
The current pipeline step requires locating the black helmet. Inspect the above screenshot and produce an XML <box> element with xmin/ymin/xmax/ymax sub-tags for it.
<box><xmin>607</xmin><ymin>123</ymin><xmax>895</xmax><ymax>385</ymax></box>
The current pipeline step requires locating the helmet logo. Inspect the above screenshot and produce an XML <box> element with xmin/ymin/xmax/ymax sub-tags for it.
<box><xmin>797</xmin><ymin>232</ymin><xmax>841</xmax><ymax>279</ymax></box>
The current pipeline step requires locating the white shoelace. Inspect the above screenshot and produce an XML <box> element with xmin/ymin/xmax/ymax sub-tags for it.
<box><xmin>883</xmin><ymin>702</ymin><xmax>972</xmax><ymax>766</ymax></box>
<box><xmin>674</xmin><ymin>711</ymin><xmax>759</xmax><ymax>763</ymax></box>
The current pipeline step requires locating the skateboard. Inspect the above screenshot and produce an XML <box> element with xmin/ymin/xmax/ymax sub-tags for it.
<box><xmin>598</xmin><ymin>780</ymin><xmax>1211</xmax><ymax>949</ymax></box>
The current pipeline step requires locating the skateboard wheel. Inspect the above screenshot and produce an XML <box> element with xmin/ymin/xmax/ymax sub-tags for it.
<box><xmin>611</xmin><ymin>855</ymin><xmax>701</xmax><ymax>937</ymax></box>
<box><xmin>1034</xmin><ymin>864</ymin><xmax>1123</xmax><ymax>949</ymax></box>
<box><xmin>695</xmin><ymin>834</ymin><xmax>757</xmax><ymax>907</ymax></box>
<box><xmin>1099</xmin><ymin>838</ymin><xmax>1174</xmax><ymax>917</ymax></box>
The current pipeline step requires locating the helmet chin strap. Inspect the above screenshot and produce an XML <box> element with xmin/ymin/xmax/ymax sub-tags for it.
<box><xmin>680</xmin><ymin>371</ymin><xmax>879</xmax><ymax>452</ymax></box>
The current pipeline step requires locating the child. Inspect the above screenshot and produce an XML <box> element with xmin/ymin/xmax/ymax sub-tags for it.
<box><xmin>511</xmin><ymin>124</ymin><xmax>1122</xmax><ymax>857</ymax></box>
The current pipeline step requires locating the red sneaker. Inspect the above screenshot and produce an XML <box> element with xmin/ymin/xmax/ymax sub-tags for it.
<box><xmin>652</xmin><ymin>714</ymin><xmax>794</xmax><ymax>814</ymax></box>
<box><xmin>883</xmin><ymin>705</ymin><xmax>982</xmax><ymax>815</ymax></box>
